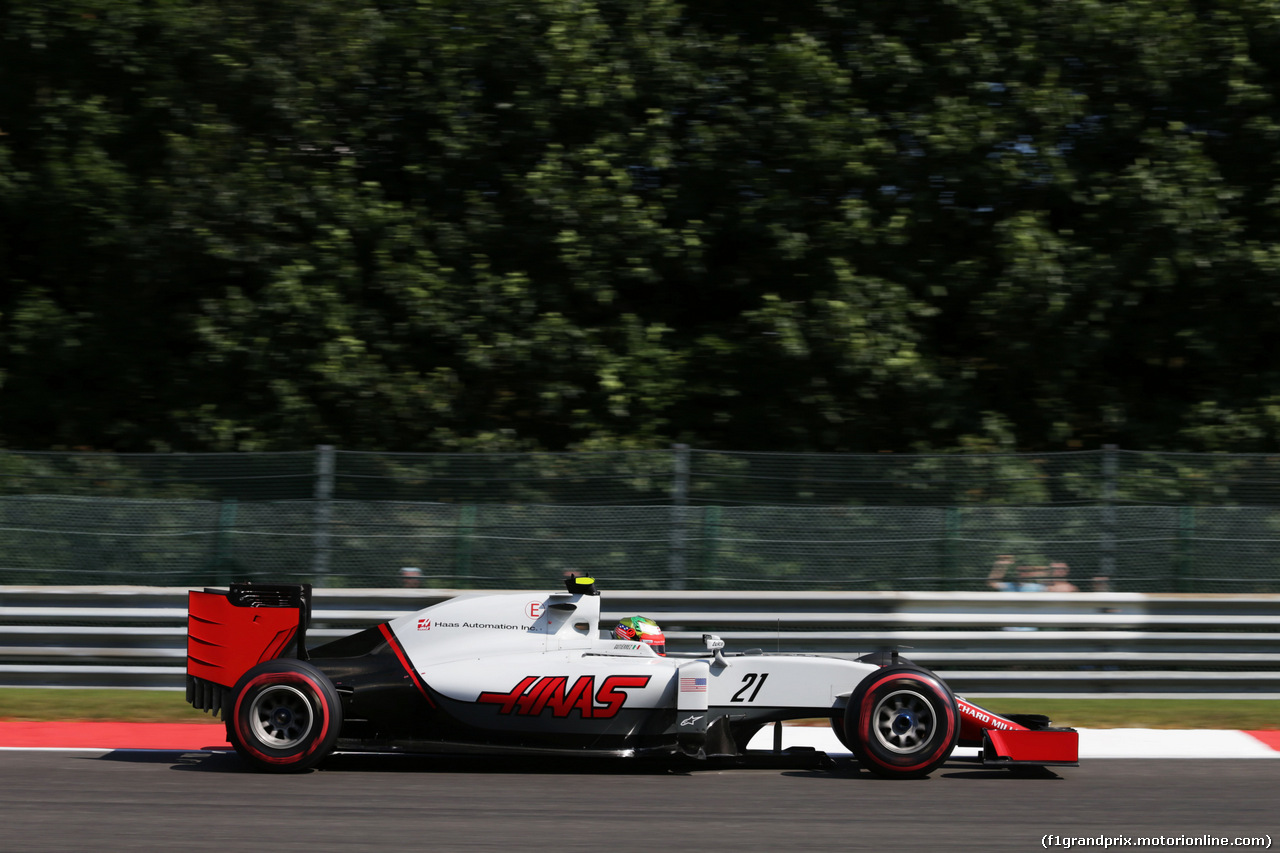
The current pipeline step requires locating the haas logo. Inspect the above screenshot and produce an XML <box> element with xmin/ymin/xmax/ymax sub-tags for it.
<box><xmin>478</xmin><ymin>675</ymin><xmax>651</xmax><ymax>719</ymax></box>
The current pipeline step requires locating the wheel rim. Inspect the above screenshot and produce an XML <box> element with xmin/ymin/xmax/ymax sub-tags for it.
<box><xmin>871</xmin><ymin>689</ymin><xmax>935</xmax><ymax>754</ymax></box>
<box><xmin>248</xmin><ymin>684</ymin><xmax>314</xmax><ymax>750</ymax></box>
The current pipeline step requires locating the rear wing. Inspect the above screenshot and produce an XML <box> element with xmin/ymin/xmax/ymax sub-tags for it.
<box><xmin>186</xmin><ymin>583</ymin><xmax>312</xmax><ymax>718</ymax></box>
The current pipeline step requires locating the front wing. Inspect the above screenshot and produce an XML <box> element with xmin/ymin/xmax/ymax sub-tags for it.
<box><xmin>956</xmin><ymin>697</ymin><xmax>1079</xmax><ymax>766</ymax></box>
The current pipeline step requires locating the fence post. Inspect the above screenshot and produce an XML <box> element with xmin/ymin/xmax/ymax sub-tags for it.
<box><xmin>1100</xmin><ymin>444</ymin><xmax>1118</xmax><ymax>587</ymax></box>
<box><xmin>1175</xmin><ymin>505</ymin><xmax>1195</xmax><ymax>593</ymax></box>
<box><xmin>942</xmin><ymin>506</ymin><xmax>960</xmax><ymax>586</ymax></box>
<box><xmin>455</xmin><ymin>505</ymin><xmax>476</xmax><ymax>583</ymax></box>
<box><xmin>699</xmin><ymin>504</ymin><xmax>720</xmax><ymax>587</ymax></box>
<box><xmin>669</xmin><ymin>444</ymin><xmax>690</xmax><ymax>589</ymax></box>
<box><xmin>213</xmin><ymin>498</ymin><xmax>238</xmax><ymax>585</ymax></box>
<box><xmin>313</xmin><ymin>445</ymin><xmax>335</xmax><ymax>586</ymax></box>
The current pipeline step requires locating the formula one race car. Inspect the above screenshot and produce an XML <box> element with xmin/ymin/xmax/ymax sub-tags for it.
<box><xmin>185</xmin><ymin>577</ymin><xmax>1078</xmax><ymax>776</ymax></box>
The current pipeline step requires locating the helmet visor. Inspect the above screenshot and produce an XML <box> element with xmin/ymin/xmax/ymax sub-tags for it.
<box><xmin>638</xmin><ymin>633</ymin><xmax>665</xmax><ymax>655</ymax></box>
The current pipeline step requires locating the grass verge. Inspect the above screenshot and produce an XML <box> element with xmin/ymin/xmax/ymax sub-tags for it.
<box><xmin>0</xmin><ymin>689</ymin><xmax>1275</xmax><ymax>729</ymax></box>
<box><xmin>962</xmin><ymin>697</ymin><xmax>1278</xmax><ymax>731</ymax></box>
<box><xmin>0</xmin><ymin>689</ymin><xmax>221</xmax><ymax>724</ymax></box>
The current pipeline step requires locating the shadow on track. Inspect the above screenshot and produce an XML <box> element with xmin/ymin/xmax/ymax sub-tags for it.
<box><xmin>88</xmin><ymin>744</ymin><xmax>862</xmax><ymax>776</ymax></box>
<box><xmin>88</xmin><ymin>745</ymin><xmax>1065</xmax><ymax>783</ymax></box>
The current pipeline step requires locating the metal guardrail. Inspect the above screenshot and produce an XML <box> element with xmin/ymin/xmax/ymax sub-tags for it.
<box><xmin>2</xmin><ymin>586</ymin><xmax>1279</xmax><ymax>698</ymax></box>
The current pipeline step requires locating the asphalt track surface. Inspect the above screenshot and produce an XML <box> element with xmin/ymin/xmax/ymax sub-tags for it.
<box><xmin>2</xmin><ymin>750</ymin><xmax>1277</xmax><ymax>852</ymax></box>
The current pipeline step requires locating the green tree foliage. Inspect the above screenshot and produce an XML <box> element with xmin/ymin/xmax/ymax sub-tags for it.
<box><xmin>3</xmin><ymin>0</ymin><xmax>1280</xmax><ymax>453</ymax></box>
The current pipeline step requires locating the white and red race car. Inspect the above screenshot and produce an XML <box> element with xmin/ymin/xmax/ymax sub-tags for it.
<box><xmin>186</xmin><ymin>576</ymin><xmax>1078</xmax><ymax>776</ymax></box>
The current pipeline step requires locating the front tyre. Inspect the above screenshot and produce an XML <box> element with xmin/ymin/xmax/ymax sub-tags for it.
<box><xmin>830</xmin><ymin>714</ymin><xmax>853</xmax><ymax>752</ymax></box>
<box><xmin>835</xmin><ymin>657</ymin><xmax>926</xmax><ymax>752</ymax></box>
<box><xmin>228</xmin><ymin>659</ymin><xmax>342</xmax><ymax>773</ymax></box>
<box><xmin>844</xmin><ymin>666</ymin><xmax>959</xmax><ymax>779</ymax></box>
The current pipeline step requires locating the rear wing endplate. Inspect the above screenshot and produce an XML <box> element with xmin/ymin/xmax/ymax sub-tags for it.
<box><xmin>185</xmin><ymin>583</ymin><xmax>312</xmax><ymax>718</ymax></box>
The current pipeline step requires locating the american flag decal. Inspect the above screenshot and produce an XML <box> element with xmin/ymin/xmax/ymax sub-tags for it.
<box><xmin>680</xmin><ymin>677</ymin><xmax>707</xmax><ymax>692</ymax></box>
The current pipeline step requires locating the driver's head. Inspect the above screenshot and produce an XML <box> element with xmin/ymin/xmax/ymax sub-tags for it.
<box><xmin>615</xmin><ymin>616</ymin><xmax>665</xmax><ymax>655</ymax></box>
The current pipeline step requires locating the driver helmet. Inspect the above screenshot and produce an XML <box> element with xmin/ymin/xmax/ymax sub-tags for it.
<box><xmin>615</xmin><ymin>615</ymin><xmax>665</xmax><ymax>655</ymax></box>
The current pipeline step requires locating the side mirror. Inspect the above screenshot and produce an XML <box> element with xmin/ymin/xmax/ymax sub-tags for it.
<box><xmin>703</xmin><ymin>634</ymin><xmax>728</xmax><ymax>666</ymax></box>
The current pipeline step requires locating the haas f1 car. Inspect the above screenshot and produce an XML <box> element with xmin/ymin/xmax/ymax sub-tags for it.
<box><xmin>186</xmin><ymin>577</ymin><xmax>1078</xmax><ymax>776</ymax></box>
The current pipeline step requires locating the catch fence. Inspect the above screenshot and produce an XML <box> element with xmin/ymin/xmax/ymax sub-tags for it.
<box><xmin>2</xmin><ymin>447</ymin><xmax>1280</xmax><ymax>591</ymax></box>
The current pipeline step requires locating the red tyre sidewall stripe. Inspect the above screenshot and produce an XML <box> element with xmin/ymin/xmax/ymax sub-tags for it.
<box><xmin>378</xmin><ymin>623</ymin><xmax>437</xmax><ymax>708</ymax></box>
<box><xmin>233</xmin><ymin>671</ymin><xmax>332</xmax><ymax>766</ymax></box>
<box><xmin>858</xmin><ymin>672</ymin><xmax>957</xmax><ymax>773</ymax></box>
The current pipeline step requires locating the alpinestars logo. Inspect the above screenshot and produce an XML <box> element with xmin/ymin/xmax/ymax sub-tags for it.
<box><xmin>477</xmin><ymin>675</ymin><xmax>651</xmax><ymax>719</ymax></box>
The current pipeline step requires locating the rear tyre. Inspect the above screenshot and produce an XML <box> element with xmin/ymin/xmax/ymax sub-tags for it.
<box><xmin>830</xmin><ymin>714</ymin><xmax>854</xmax><ymax>752</ymax></box>
<box><xmin>844</xmin><ymin>665</ymin><xmax>959</xmax><ymax>779</ymax></box>
<box><xmin>228</xmin><ymin>659</ymin><xmax>342</xmax><ymax>773</ymax></box>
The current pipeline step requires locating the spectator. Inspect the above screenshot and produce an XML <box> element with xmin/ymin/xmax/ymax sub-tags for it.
<box><xmin>400</xmin><ymin>566</ymin><xmax>423</xmax><ymax>588</ymax></box>
<box><xmin>1044</xmin><ymin>561</ymin><xmax>1079</xmax><ymax>593</ymax></box>
<box><xmin>986</xmin><ymin>554</ymin><xmax>1047</xmax><ymax>592</ymax></box>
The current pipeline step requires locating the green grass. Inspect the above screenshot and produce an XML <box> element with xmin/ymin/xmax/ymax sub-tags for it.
<box><xmin>0</xmin><ymin>689</ymin><xmax>1275</xmax><ymax>729</ymax></box>
<box><xmin>0</xmin><ymin>689</ymin><xmax>222</xmax><ymax>724</ymax></box>
<box><xmin>963</xmin><ymin>697</ymin><xmax>1279</xmax><ymax>731</ymax></box>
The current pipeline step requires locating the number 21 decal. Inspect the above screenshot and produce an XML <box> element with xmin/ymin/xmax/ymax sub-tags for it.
<box><xmin>731</xmin><ymin>672</ymin><xmax>769</xmax><ymax>702</ymax></box>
